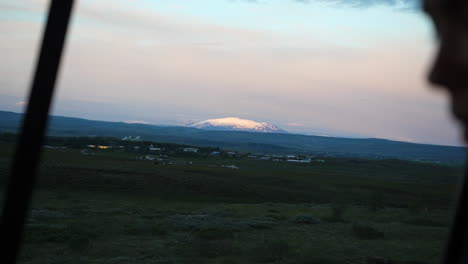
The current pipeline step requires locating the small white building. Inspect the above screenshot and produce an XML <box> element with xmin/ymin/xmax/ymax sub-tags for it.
<box><xmin>287</xmin><ymin>159</ymin><xmax>311</xmax><ymax>163</ymax></box>
<box><xmin>222</xmin><ymin>164</ymin><xmax>239</xmax><ymax>170</ymax></box>
<box><xmin>144</xmin><ymin>155</ymin><xmax>157</xmax><ymax>161</ymax></box>
<box><xmin>149</xmin><ymin>147</ymin><xmax>161</xmax><ymax>151</ymax></box>
<box><xmin>183</xmin><ymin>147</ymin><xmax>199</xmax><ymax>153</ymax></box>
<box><xmin>122</xmin><ymin>136</ymin><xmax>141</xmax><ymax>141</ymax></box>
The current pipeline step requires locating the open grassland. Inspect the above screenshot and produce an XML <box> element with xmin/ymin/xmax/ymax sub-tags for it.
<box><xmin>0</xmin><ymin>142</ymin><xmax>463</xmax><ymax>264</ymax></box>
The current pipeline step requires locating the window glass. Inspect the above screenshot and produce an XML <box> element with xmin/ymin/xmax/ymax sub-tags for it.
<box><xmin>10</xmin><ymin>1</ymin><xmax>467</xmax><ymax>263</ymax></box>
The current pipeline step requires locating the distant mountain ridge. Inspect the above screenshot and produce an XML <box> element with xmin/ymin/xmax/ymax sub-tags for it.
<box><xmin>188</xmin><ymin>117</ymin><xmax>287</xmax><ymax>133</ymax></box>
<box><xmin>0</xmin><ymin>111</ymin><xmax>465</xmax><ymax>164</ymax></box>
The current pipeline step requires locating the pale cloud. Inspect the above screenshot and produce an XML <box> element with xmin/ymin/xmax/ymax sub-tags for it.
<box><xmin>287</xmin><ymin>122</ymin><xmax>305</xmax><ymax>127</ymax></box>
<box><xmin>235</xmin><ymin>0</ymin><xmax>420</xmax><ymax>9</ymax></box>
<box><xmin>124</xmin><ymin>120</ymin><xmax>151</xmax><ymax>124</ymax></box>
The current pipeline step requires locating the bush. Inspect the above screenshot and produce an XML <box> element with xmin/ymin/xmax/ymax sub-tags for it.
<box><xmin>325</xmin><ymin>203</ymin><xmax>347</xmax><ymax>222</ymax></box>
<box><xmin>352</xmin><ymin>222</ymin><xmax>384</xmax><ymax>240</ymax></box>
<box><xmin>369</xmin><ymin>192</ymin><xmax>384</xmax><ymax>212</ymax></box>
<box><xmin>293</xmin><ymin>215</ymin><xmax>321</xmax><ymax>225</ymax></box>
<box><xmin>195</xmin><ymin>228</ymin><xmax>234</xmax><ymax>240</ymax></box>
<box><xmin>165</xmin><ymin>214</ymin><xmax>274</xmax><ymax>232</ymax></box>
<box><xmin>180</xmin><ymin>238</ymin><xmax>236</xmax><ymax>258</ymax></box>
<box><xmin>407</xmin><ymin>196</ymin><xmax>427</xmax><ymax>215</ymax></box>
<box><xmin>124</xmin><ymin>221</ymin><xmax>165</xmax><ymax>236</ymax></box>
<box><xmin>366</xmin><ymin>256</ymin><xmax>393</xmax><ymax>264</ymax></box>
<box><xmin>401</xmin><ymin>216</ymin><xmax>446</xmax><ymax>227</ymax></box>
<box><xmin>25</xmin><ymin>223</ymin><xmax>69</xmax><ymax>243</ymax></box>
<box><xmin>245</xmin><ymin>218</ymin><xmax>275</xmax><ymax>229</ymax></box>
<box><xmin>252</xmin><ymin>240</ymin><xmax>291</xmax><ymax>263</ymax></box>
<box><xmin>68</xmin><ymin>236</ymin><xmax>92</xmax><ymax>251</ymax></box>
<box><xmin>265</xmin><ymin>214</ymin><xmax>287</xmax><ymax>221</ymax></box>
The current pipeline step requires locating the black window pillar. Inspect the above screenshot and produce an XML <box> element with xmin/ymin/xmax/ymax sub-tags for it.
<box><xmin>0</xmin><ymin>1</ymin><xmax>74</xmax><ymax>263</ymax></box>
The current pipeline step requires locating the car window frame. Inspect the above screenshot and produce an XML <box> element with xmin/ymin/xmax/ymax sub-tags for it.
<box><xmin>0</xmin><ymin>1</ymin><xmax>466</xmax><ymax>263</ymax></box>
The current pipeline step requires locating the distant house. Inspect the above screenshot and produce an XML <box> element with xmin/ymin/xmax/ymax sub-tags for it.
<box><xmin>87</xmin><ymin>145</ymin><xmax>96</xmax><ymax>148</ymax></box>
<box><xmin>183</xmin><ymin>147</ymin><xmax>199</xmax><ymax>153</ymax></box>
<box><xmin>258</xmin><ymin>157</ymin><xmax>271</xmax><ymax>161</ymax></box>
<box><xmin>122</xmin><ymin>136</ymin><xmax>141</xmax><ymax>141</ymax></box>
<box><xmin>227</xmin><ymin>152</ymin><xmax>237</xmax><ymax>156</ymax></box>
<box><xmin>287</xmin><ymin>159</ymin><xmax>311</xmax><ymax>163</ymax></box>
<box><xmin>247</xmin><ymin>155</ymin><xmax>257</xmax><ymax>158</ymax></box>
<box><xmin>133</xmin><ymin>146</ymin><xmax>140</xmax><ymax>150</ymax></box>
<box><xmin>98</xmin><ymin>145</ymin><xmax>111</xmax><ymax>149</ymax></box>
<box><xmin>149</xmin><ymin>147</ymin><xmax>161</xmax><ymax>151</ymax></box>
<box><xmin>144</xmin><ymin>155</ymin><xmax>157</xmax><ymax>161</ymax></box>
<box><xmin>222</xmin><ymin>164</ymin><xmax>239</xmax><ymax>170</ymax></box>
<box><xmin>210</xmin><ymin>151</ymin><xmax>221</xmax><ymax>155</ymax></box>
<box><xmin>314</xmin><ymin>159</ymin><xmax>326</xmax><ymax>163</ymax></box>
<box><xmin>286</xmin><ymin>155</ymin><xmax>297</xmax><ymax>159</ymax></box>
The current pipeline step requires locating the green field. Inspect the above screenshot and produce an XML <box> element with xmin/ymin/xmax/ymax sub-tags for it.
<box><xmin>0</xmin><ymin>139</ymin><xmax>463</xmax><ymax>264</ymax></box>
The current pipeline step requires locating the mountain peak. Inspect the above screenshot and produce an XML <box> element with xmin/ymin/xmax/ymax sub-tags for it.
<box><xmin>188</xmin><ymin>117</ymin><xmax>287</xmax><ymax>133</ymax></box>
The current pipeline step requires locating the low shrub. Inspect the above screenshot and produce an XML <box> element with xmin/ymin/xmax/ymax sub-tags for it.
<box><xmin>293</xmin><ymin>215</ymin><xmax>321</xmax><ymax>225</ymax></box>
<box><xmin>178</xmin><ymin>238</ymin><xmax>237</xmax><ymax>258</ymax></box>
<box><xmin>352</xmin><ymin>222</ymin><xmax>384</xmax><ymax>240</ymax></box>
<box><xmin>366</xmin><ymin>256</ymin><xmax>393</xmax><ymax>264</ymax></box>
<box><xmin>25</xmin><ymin>223</ymin><xmax>69</xmax><ymax>243</ymax></box>
<box><xmin>252</xmin><ymin>240</ymin><xmax>291</xmax><ymax>263</ymax></box>
<box><xmin>124</xmin><ymin>221</ymin><xmax>160</xmax><ymax>236</ymax></box>
<box><xmin>245</xmin><ymin>218</ymin><xmax>275</xmax><ymax>229</ymax></box>
<box><xmin>265</xmin><ymin>214</ymin><xmax>287</xmax><ymax>221</ymax></box>
<box><xmin>68</xmin><ymin>236</ymin><xmax>92</xmax><ymax>252</ymax></box>
<box><xmin>401</xmin><ymin>216</ymin><xmax>447</xmax><ymax>227</ymax></box>
<box><xmin>195</xmin><ymin>228</ymin><xmax>234</xmax><ymax>240</ymax></box>
<box><xmin>164</xmin><ymin>214</ymin><xmax>274</xmax><ymax>232</ymax></box>
<box><xmin>369</xmin><ymin>192</ymin><xmax>384</xmax><ymax>212</ymax></box>
<box><xmin>324</xmin><ymin>203</ymin><xmax>348</xmax><ymax>222</ymax></box>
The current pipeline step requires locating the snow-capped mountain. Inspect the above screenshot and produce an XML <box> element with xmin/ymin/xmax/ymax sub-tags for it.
<box><xmin>188</xmin><ymin>117</ymin><xmax>287</xmax><ymax>133</ymax></box>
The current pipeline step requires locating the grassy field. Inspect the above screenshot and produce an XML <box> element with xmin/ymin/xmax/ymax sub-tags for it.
<box><xmin>0</xmin><ymin>141</ymin><xmax>464</xmax><ymax>264</ymax></box>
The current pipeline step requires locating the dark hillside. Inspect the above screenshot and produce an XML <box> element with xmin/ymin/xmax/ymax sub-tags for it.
<box><xmin>0</xmin><ymin>110</ymin><xmax>465</xmax><ymax>163</ymax></box>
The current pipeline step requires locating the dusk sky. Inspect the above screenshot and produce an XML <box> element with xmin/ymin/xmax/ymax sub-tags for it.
<box><xmin>0</xmin><ymin>0</ymin><xmax>464</xmax><ymax>146</ymax></box>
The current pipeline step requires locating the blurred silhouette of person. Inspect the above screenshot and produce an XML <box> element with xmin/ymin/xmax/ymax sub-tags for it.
<box><xmin>423</xmin><ymin>0</ymin><xmax>468</xmax><ymax>143</ymax></box>
<box><xmin>423</xmin><ymin>1</ymin><xmax>468</xmax><ymax>263</ymax></box>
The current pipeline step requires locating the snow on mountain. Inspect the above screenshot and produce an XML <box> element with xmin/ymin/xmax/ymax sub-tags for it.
<box><xmin>187</xmin><ymin>117</ymin><xmax>287</xmax><ymax>133</ymax></box>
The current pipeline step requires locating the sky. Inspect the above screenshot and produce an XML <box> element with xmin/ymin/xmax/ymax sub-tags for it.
<box><xmin>0</xmin><ymin>0</ymin><xmax>464</xmax><ymax>146</ymax></box>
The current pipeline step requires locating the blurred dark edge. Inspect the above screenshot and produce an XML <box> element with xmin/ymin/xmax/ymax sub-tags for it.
<box><xmin>442</xmin><ymin>162</ymin><xmax>468</xmax><ymax>263</ymax></box>
<box><xmin>0</xmin><ymin>0</ymin><xmax>74</xmax><ymax>263</ymax></box>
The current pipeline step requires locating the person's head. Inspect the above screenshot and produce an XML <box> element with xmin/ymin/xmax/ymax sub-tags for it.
<box><xmin>423</xmin><ymin>0</ymin><xmax>468</xmax><ymax>141</ymax></box>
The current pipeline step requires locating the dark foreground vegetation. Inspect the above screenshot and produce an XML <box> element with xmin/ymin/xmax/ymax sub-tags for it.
<box><xmin>0</xmin><ymin>135</ymin><xmax>463</xmax><ymax>264</ymax></box>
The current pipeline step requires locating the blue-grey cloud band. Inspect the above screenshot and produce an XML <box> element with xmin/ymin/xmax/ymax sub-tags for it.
<box><xmin>235</xmin><ymin>0</ymin><xmax>420</xmax><ymax>10</ymax></box>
